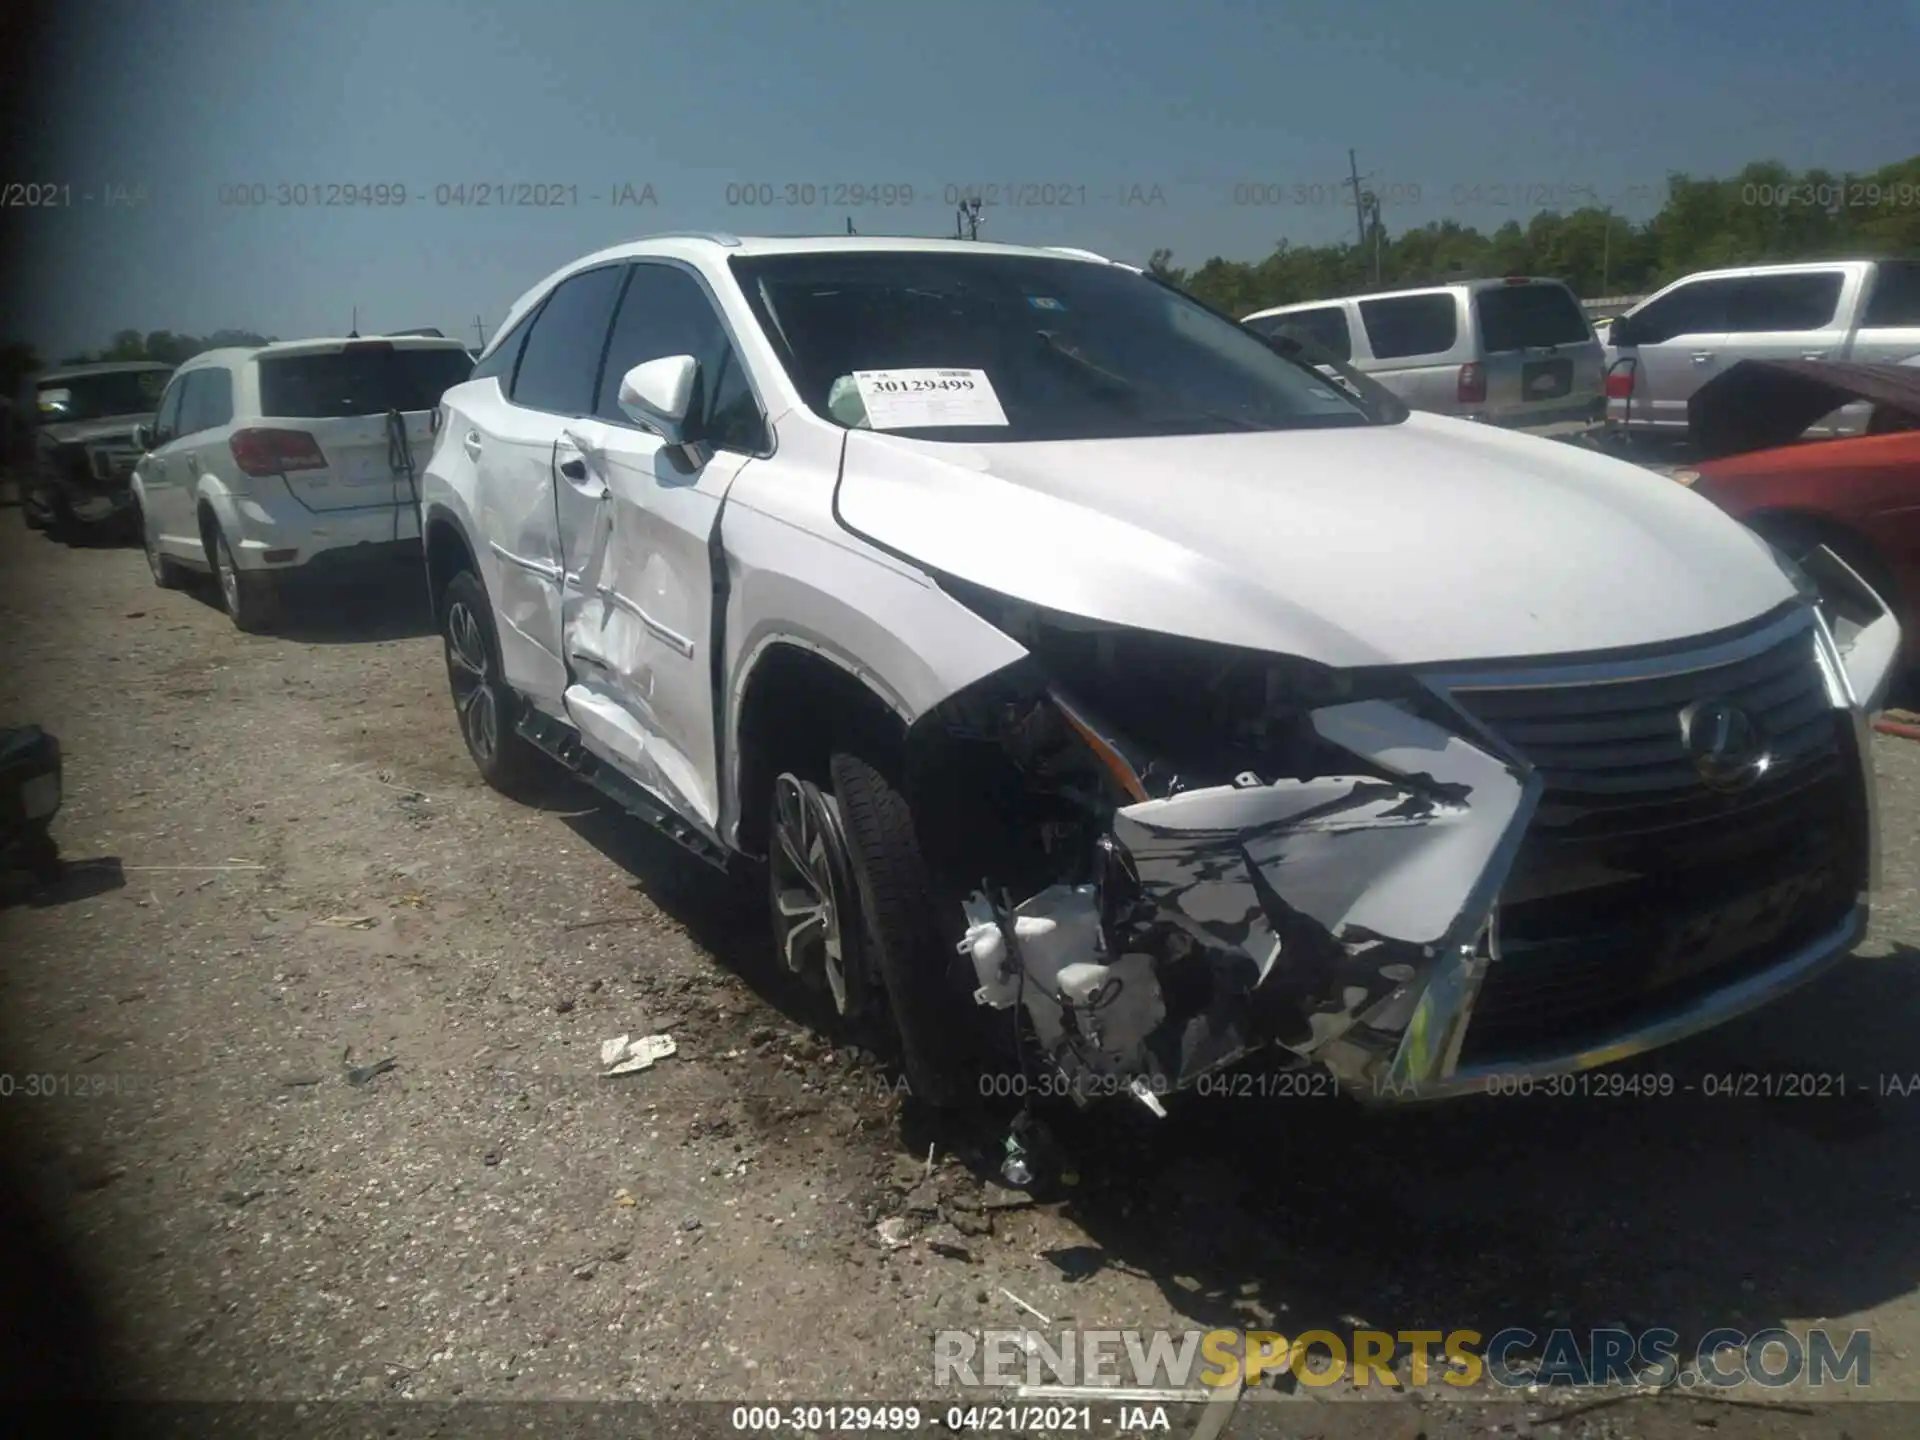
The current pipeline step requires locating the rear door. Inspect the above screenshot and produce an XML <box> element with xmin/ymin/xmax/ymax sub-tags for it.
<box><xmin>552</xmin><ymin>261</ymin><xmax>766</xmax><ymax>834</ymax></box>
<box><xmin>1722</xmin><ymin>269</ymin><xmax>1857</xmax><ymax>435</ymax></box>
<box><xmin>175</xmin><ymin>365</ymin><xmax>236</xmax><ymax>511</ymax></box>
<box><xmin>466</xmin><ymin>264</ymin><xmax>629</xmax><ymax>705</ymax></box>
<box><xmin>1608</xmin><ymin>275</ymin><xmax>1739</xmax><ymax>430</ymax></box>
<box><xmin>251</xmin><ymin>341</ymin><xmax>473</xmax><ymax>526</ymax></box>
<box><xmin>1472</xmin><ymin>280</ymin><xmax>1603</xmax><ymax>425</ymax></box>
<box><xmin>1354</xmin><ymin>291</ymin><xmax>1463</xmax><ymax>413</ymax></box>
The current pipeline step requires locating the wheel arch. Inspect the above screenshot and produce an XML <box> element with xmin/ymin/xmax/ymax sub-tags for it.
<box><xmin>424</xmin><ymin>503</ymin><xmax>482</xmax><ymax>626</ymax></box>
<box><xmin>729</xmin><ymin>637</ymin><xmax>912</xmax><ymax>859</ymax></box>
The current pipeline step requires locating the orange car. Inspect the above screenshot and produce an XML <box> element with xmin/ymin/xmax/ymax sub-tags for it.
<box><xmin>1676</xmin><ymin>359</ymin><xmax>1920</xmax><ymax>659</ymax></box>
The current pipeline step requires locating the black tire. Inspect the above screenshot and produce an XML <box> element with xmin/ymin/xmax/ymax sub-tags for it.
<box><xmin>439</xmin><ymin>569</ymin><xmax>543</xmax><ymax>797</ymax></box>
<box><xmin>829</xmin><ymin>751</ymin><xmax>978</xmax><ymax>1108</ymax></box>
<box><xmin>211</xmin><ymin>527</ymin><xmax>282</xmax><ymax>633</ymax></box>
<box><xmin>138</xmin><ymin>506</ymin><xmax>186</xmax><ymax>589</ymax></box>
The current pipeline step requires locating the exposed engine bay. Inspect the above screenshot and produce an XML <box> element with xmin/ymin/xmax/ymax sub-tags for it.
<box><xmin>904</xmin><ymin>580</ymin><xmax>1540</xmax><ymax>1112</ymax></box>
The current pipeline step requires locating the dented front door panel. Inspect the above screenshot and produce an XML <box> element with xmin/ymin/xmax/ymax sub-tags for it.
<box><xmin>551</xmin><ymin>418</ymin><xmax>748</xmax><ymax>835</ymax></box>
<box><xmin>1108</xmin><ymin>698</ymin><xmax>1537</xmax><ymax>1085</ymax></box>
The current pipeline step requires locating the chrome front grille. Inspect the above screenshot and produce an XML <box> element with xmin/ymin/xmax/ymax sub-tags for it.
<box><xmin>1440</xmin><ymin>613</ymin><xmax>1864</xmax><ymax>1064</ymax></box>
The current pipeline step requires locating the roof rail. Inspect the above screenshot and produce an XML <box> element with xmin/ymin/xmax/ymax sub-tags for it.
<box><xmin>637</xmin><ymin>230</ymin><xmax>743</xmax><ymax>247</ymax></box>
<box><xmin>1044</xmin><ymin>246</ymin><xmax>1113</xmax><ymax>263</ymax></box>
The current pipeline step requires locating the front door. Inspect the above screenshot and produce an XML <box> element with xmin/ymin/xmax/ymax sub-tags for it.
<box><xmin>551</xmin><ymin>261</ymin><xmax>769</xmax><ymax>835</ymax></box>
<box><xmin>1612</xmin><ymin>275</ymin><xmax>1741</xmax><ymax>431</ymax></box>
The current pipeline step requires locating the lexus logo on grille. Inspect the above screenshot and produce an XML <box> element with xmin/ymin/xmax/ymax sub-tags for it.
<box><xmin>1678</xmin><ymin>698</ymin><xmax>1771</xmax><ymax>792</ymax></box>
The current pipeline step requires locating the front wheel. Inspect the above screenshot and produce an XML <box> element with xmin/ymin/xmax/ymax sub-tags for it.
<box><xmin>829</xmin><ymin>751</ymin><xmax>981</xmax><ymax>1108</ymax></box>
<box><xmin>440</xmin><ymin>569</ymin><xmax>543</xmax><ymax>797</ymax></box>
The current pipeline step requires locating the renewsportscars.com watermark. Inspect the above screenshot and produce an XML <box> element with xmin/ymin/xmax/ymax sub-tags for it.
<box><xmin>933</xmin><ymin>1327</ymin><xmax>1873</xmax><ymax>1396</ymax></box>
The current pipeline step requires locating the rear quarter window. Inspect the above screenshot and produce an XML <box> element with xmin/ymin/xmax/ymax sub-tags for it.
<box><xmin>1864</xmin><ymin>263</ymin><xmax>1920</xmax><ymax>328</ymax></box>
<box><xmin>1475</xmin><ymin>284</ymin><xmax>1592</xmax><ymax>351</ymax></box>
<box><xmin>257</xmin><ymin>347</ymin><xmax>474</xmax><ymax>418</ymax></box>
<box><xmin>1358</xmin><ymin>293</ymin><xmax>1459</xmax><ymax>360</ymax></box>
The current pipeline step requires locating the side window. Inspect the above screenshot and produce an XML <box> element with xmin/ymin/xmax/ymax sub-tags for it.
<box><xmin>1626</xmin><ymin>278</ymin><xmax>1738</xmax><ymax>344</ymax></box>
<box><xmin>1727</xmin><ymin>272</ymin><xmax>1844</xmax><ymax>333</ymax></box>
<box><xmin>200</xmin><ymin>369</ymin><xmax>233</xmax><ymax>429</ymax></box>
<box><xmin>151</xmin><ymin>375</ymin><xmax>188</xmax><ymax>446</ymax></box>
<box><xmin>704</xmin><ymin>348</ymin><xmax>769</xmax><ymax>453</ymax></box>
<box><xmin>508</xmin><ymin>265</ymin><xmax>627</xmax><ymax>415</ymax></box>
<box><xmin>1357</xmin><ymin>293</ymin><xmax>1458</xmax><ymax>360</ymax></box>
<box><xmin>177</xmin><ymin>370</ymin><xmax>233</xmax><ymax>437</ymax></box>
<box><xmin>471</xmin><ymin>303</ymin><xmax>541</xmax><ymax>386</ymax></box>
<box><xmin>595</xmin><ymin>263</ymin><xmax>732</xmax><ymax>423</ymax></box>
<box><xmin>1257</xmin><ymin>307</ymin><xmax>1352</xmax><ymax>362</ymax></box>
<box><xmin>1863</xmin><ymin>263</ymin><xmax>1920</xmax><ymax>328</ymax></box>
<box><xmin>175</xmin><ymin>373</ymin><xmax>210</xmax><ymax>437</ymax></box>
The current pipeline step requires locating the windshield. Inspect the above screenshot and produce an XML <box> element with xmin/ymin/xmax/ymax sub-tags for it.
<box><xmin>34</xmin><ymin>368</ymin><xmax>169</xmax><ymax>424</ymax></box>
<box><xmin>730</xmin><ymin>252</ymin><xmax>1375</xmax><ymax>441</ymax></box>
<box><xmin>257</xmin><ymin>346</ymin><xmax>473</xmax><ymax>418</ymax></box>
<box><xmin>1475</xmin><ymin>283</ymin><xmax>1593</xmax><ymax>351</ymax></box>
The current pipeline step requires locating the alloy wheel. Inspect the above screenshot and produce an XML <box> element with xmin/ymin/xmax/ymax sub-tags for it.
<box><xmin>446</xmin><ymin>600</ymin><xmax>499</xmax><ymax>765</ymax></box>
<box><xmin>216</xmin><ymin>535</ymin><xmax>241</xmax><ymax>613</ymax></box>
<box><xmin>769</xmin><ymin>773</ymin><xmax>865</xmax><ymax>1017</ymax></box>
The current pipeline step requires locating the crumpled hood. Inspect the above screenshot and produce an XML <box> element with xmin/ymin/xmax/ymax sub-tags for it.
<box><xmin>835</xmin><ymin>414</ymin><xmax>1798</xmax><ymax>668</ymax></box>
<box><xmin>38</xmin><ymin>413</ymin><xmax>148</xmax><ymax>446</ymax></box>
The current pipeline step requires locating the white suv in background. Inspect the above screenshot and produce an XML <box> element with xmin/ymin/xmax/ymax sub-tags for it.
<box><xmin>421</xmin><ymin>232</ymin><xmax>1893</xmax><ymax>1114</ymax></box>
<box><xmin>130</xmin><ymin>336</ymin><xmax>473</xmax><ymax>631</ymax></box>
<box><xmin>1243</xmin><ymin>277</ymin><xmax>1605</xmax><ymax>429</ymax></box>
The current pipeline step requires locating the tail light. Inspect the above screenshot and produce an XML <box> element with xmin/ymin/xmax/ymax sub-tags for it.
<box><xmin>230</xmin><ymin>427</ymin><xmax>327</xmax><ymax>477</ymax></box>
<box><xmin>1457</xmin><ymin>362</ymin><xmax>1487</xmax><ymax>405</ymax></box>
<box><xmin>1605</xmin><ymin>366</ymin><xmax>1636</xmax><ymax>400</ymax></box>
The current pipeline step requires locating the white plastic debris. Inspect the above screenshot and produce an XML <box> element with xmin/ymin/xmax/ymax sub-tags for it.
<box><xmin>600</xmin><ymin>1032</ymin><xmax>677</xmax><ymax>1076</ymax></box>
<box><xmin>875</xmin><ymin>1216</ymin><xmax>914</xmax><ymax>1250</ymax></box>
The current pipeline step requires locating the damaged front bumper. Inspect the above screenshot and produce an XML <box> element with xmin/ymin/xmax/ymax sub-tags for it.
<box><xmin>959</xmin><ymin>569</ymin><xmax>1894</xmax><ymax>1109</ymax></box>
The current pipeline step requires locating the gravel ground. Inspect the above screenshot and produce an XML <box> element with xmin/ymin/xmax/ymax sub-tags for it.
<box><xmin>3</xmin><ymin>505</ymin><xmax>1920</xmax><ymax>1439</ymax></box>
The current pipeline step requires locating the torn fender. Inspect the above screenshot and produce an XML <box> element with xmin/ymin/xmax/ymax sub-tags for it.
<box><xmin>1109</xmin><ymin>698</ymin><xmax>1538</xmax><ymax>1084</ymax></box>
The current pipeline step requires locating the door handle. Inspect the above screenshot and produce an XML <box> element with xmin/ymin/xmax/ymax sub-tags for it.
<box><xmin>1690</xmin><ymin>352</ymin><xmax>1715</xmax><ymax>364</ymax></box>
<box><xmin>463</xmin><ymin>431</ymin><xmax>484</xmax><ymax>460</ymax></box>
<box><xmin>1802</xmin><ymin>350</ymin><xmax>1828</xmax><ymax>361</ymax></box>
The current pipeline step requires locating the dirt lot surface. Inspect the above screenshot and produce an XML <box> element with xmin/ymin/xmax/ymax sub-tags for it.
<box><xmin>4</xmin><ymin>508</ymin><xmax>1920</xmax><ymax>1438</ymax></box>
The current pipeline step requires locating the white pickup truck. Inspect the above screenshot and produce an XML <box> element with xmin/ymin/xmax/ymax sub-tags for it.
<box><xmin>1605</xmin><ymin>259</ymin><xmax>1920</xmax><ymax>435</ymax></box>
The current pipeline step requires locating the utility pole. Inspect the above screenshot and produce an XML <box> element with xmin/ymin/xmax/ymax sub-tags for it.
<box><xmin>1601</xmin><ymin>208</ymin><xmax>1611</xmax><ymax>296</ymax></box>
<box><xmin>1347</xmin><ymin>149</ymin><xmax>1367</xmax><ymax>248</ymax></box>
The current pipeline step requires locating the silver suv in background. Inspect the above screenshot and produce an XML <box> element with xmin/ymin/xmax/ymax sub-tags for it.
<box><xmin>1243</xmin><ymin>277</ymin><xmax>1604</xmax><ymax>428</ymax></box>
<box><xmin>1604</xmin><ymin>259</ymin><xmax>1920</xmax><ymax>436</ymax></box>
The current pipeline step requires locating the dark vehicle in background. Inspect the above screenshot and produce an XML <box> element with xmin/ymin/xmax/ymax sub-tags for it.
<box><xmin>22</xmin><ymin>361</ymin><xmax>174</xmax><ymax>538</ymax></box>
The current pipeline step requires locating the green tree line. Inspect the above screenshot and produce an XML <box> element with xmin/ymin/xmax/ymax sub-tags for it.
<box><xmin>1149</xmin><ymin>155</ymin><xmax>1920</xmax><ymax>318</ymax></box>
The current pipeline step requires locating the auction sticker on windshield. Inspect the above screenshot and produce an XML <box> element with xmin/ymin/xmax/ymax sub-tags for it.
<box><xmin>853</xmin><ymin>369</ymin><xmax>1008</xmax><ymax>429</ymax></box>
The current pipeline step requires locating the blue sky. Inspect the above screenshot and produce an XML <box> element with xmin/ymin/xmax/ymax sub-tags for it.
<box><xmin>11</xmin><ymin>0</ymin><xmax>1917</xmax><ymax>359</ymax></box>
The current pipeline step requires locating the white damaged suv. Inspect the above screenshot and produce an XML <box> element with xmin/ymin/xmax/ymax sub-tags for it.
<box><xmin>422</xmin><ymin>233</ymin><xmax>1898</xmax><ymax>1110</ymax></box>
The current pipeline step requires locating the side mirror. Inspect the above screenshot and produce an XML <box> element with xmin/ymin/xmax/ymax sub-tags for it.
<box><xmin>1607</xmin><ymin>316</ymin><xmax>1637</xmax><ymax>348</ymax></box>
<box><xmin>132</xmin><ymin>422</ymin><xmax>151</xmax><ymax>450</ymax></box>
<box><xmin>617</xmin><ymin>355</ymin><xmax>699</xmax><ymax>445</ymax></box>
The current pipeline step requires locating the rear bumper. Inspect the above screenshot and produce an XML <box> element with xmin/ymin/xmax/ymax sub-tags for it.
<box><xmin>1484</xmin><ymin>395</ymin><xmax>1608</xmax><ymax>430</ymax></box>
<box><xmin>225</xmin><ymin>481</ymin><xmax>422</xmax><ymax>573</ymax></box>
